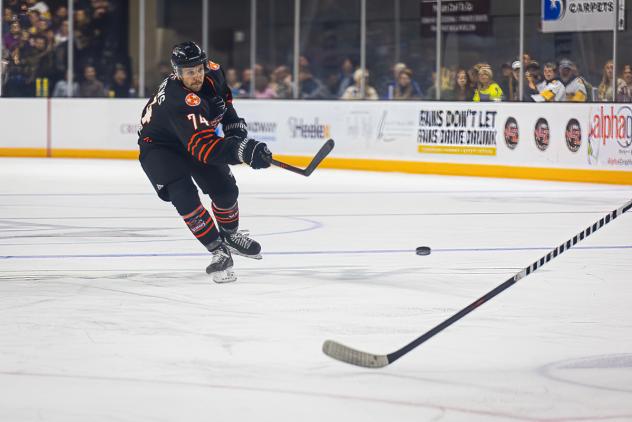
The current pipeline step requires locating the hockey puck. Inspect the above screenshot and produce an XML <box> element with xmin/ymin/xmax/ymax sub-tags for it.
<box><xmin>415</xmin><ymin>246</ymin><xmax>431</xmax><ymax>256</ymax></box>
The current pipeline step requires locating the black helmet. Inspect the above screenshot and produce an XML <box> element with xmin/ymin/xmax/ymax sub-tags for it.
<box><xmin>171</xmin><ymin>41</ymin><xmax>207</xmax><ymax>75</ymax></box>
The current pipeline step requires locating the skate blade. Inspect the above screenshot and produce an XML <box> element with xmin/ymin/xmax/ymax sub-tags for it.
<box><xmin>227</xmin><ymin>247</ymin><xmax>262</xmax><ymax>260</ymax></box>
<box><xmin>211</xmin><ymin>269</ymin><xmax>237</xmax><ymax>283</ymax></box>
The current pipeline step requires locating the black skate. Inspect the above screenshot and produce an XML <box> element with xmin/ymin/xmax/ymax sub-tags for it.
<box><xmin>222</xmin><ymin>229</ymin><xmax>262</xmax><ymax>260</ymax></box>
<box><xmin>205</xmin><ymin>243</ymin><xmax>236</xmax><ymax>283</ymax></box>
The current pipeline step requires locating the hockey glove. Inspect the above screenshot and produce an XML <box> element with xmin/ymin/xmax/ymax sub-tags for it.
<box><xmin>223</xmin><ymin>118</ymin><xmax>248</xmax><ymax>140</ymax></box>
<box><xmin>236</xmin><ymin>138</ymin><xmax>272</xmax><ymax>169</ymax></box>
<box><xmin>209</xmin><ymin>96</ymin><xmax>227</xmax><ymax>121</ymax></box>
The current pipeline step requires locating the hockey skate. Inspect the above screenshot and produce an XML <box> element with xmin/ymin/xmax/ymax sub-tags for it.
<box><xmin>221</xmin><ymin>229</ymin><xmax>262</xmax><ymax>260</ymax></box>
<box><xmin>205</xmin><ymin>243</ymin><xmax>236</xmax><ymax>283</ymax></box>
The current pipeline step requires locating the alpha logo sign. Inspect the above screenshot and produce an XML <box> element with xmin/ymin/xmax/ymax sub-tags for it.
<box><xmin>288</xmin><ymin>117</ymin><xmax>331</xmax><ymax>140</ymax></box>
<box><xmin>542</xmin><ymin>0</ymin><xmax>616</xmax><ymax>32</ymax></box>
<box><xmin>588</xmin><ymin>105</ymin><xmax>632</xmax><ymax>167</ymax></box>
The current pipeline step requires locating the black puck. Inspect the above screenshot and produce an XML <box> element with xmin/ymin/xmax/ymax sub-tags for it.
<box><xmin>416</xmin><ymin>246</ymin><xmax>431</xmax><ymax>256</ymax></box>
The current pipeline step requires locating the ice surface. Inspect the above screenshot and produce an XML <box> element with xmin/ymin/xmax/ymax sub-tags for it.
<box><xmin>1</xmin><ymin>158</ymin><xmax>631</xmax><ymax>421</ymax></box>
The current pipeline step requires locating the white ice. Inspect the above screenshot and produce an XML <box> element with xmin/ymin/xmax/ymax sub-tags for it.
<box><xmin>1</xmin><ymin>157</ymin><xmax>632</xmax><ymax>422</ymax></box>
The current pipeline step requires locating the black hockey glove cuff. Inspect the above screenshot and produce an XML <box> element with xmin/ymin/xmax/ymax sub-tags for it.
<box><xmin>209</xmin><ymin>96</ymin><xmax>227</xmax><ymax>121</ymax></box>
<box><xmin>223</xmin><ymin>118</ymin><xmax>248</xmax><ymax>140</ymax></box>
<box><xmin>236</xmin><ymin>138</ymin><xmax>272</xmax><ymax>169</ymax></box>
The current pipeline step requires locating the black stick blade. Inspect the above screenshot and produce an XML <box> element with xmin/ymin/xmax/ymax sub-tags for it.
<box><xmin>322</xmin><ymin>340</ymin><xmax>390</xmax><ymax>368</ymax></box>
<box><xmin>303</xmin><ymin>138</ymin><xmax>335</xmax><ymax>176</ymax></box>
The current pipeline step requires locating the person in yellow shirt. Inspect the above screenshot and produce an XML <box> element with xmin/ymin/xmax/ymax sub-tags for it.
<box><xmin>473</xmin><ymin>65</ymin><xmax>503</xmax><ymax>102</ymax></box>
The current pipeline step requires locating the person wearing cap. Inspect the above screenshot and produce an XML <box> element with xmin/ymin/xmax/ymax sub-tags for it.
<box><xmin>473</xmin><ymin>64</ymin><xmax>503</xmax><ymax>102</ymax></box>
<box><xmin>558</xmin><ymin>59</ymin><xmax>587</xmax><ymax>102</ymax></box>
<box><xmin>534</xmin><ymin>62</ymin><xmax>566</xmax><ymax>102</ymax></box>
<box><xmin>508</xmin><ymin>60</ymin><xmax>537</xmax><ymax>101</ymax></box>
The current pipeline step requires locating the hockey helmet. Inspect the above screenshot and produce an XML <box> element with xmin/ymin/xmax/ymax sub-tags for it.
<box><xmin>171</xmin><ymin>41</ymin><xmax>207</xmax><ymax>76</ymax></box>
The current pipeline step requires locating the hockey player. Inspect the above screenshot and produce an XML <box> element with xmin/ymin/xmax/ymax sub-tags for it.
<box><xmin>138</xmin><ymin>41</ymin><xmax>272</xmax><ymax>283</ymax></box>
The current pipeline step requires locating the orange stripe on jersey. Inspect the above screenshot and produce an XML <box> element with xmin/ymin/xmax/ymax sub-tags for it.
<box><xmin>203</xmin><ymin>138</ymin><xmax>221</xmax><ymax>163</ymax></box>
<box><xmin>188</xmin><ymin>129</ymin><xmax>215</xmax><ymax>150</ymax></box>
<box><xmin>205</xmin><ymin>76</ymin><xmax>215</xmax><ymax>90</ymax></box>
<box><xmin>190</xmin><ymin>133</ymin><xmax>217</xmax><ymax>156</ymax></box>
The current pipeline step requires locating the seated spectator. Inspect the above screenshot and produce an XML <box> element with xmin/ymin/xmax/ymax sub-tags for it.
<box><xmin>270</xmin><ymin>65</ymin><xmax>293</xmax><ymax>99</ymax></box>
<box><xmin>225</xmin><ymin>67</ymin><xmax>242</xmax><ymax>97</ymax></box>
<box><xmin>497</xmin><ymin>62</ymin><xmax>512</xmax><ymax>99</ymax></box>
<box><xmin>52</xmin><ymin>5</ymin><xmax>67</xmax><ymax>31</ymax></box>
<box><xmin>393</xmin><ymin>67</ymin><xmax>421</xmax><ymax>100</ymax></box>
<box><xmin>533</xmin><ymin>62</ymin><xmax>565</xmax><ymax>102</ymax></box>
<box><xmin>341</xmin><ymin>68</ymin><xmax>378</xmax><ymax>100</ymax></box>
<box><xmin>254</xmin><ymin>74</ymin><xmax>276</xmax><ymax>99</ymax></box>
<box><xmin>3</xmin><ymin>20</ymin><xmax>22</xmax><ymax>51</ymax></box>
<box><xmin>52</xmin><ymin>70</ymin><xmax>79</xmax><ymax>97</ymax></box>
<box><xmin>54</xmin><ymin>20</ymin><xmax>68</xmax><ymax>46</ymax></box>
<box><xmin>299</xmin><ymin>66</ymin><xmax>329</xmax><ymax>99</ymax></box>
<box><xmin>597</xmin><ymin>59</ymin><xmax>628</xmax><ymax>102</ymax></box>
<box><xmin>523</xmin><ymin>61</ymin><xmax>542</xmax><ymax>102</ymax></box>
<box><xmin>106</xmin><ymin>65</ymin><xmax>135</xmax><ymax>98</ymax></box>
<box><xmin>558</xmin><ymin>59</ymin><xmax>587</xmax><ymax>102</ymax></box>
<box><xmin>78</xmin><ymin>64</ymin><xmax>105</xmax><ymax>97</ymax></box>
<box><xmin>621</xmin><ymin>64</ymin><xmax>632</xmax><ymax>102</ymax></box>
<box><xmin>444</xmin><ymin>69</ymin><xmax>474</xmax><ymax>101</ymax></box>
<box><xmin>384</xmin><ymin>62</ymin><xmax>423</xmax><ymax>99</ymax></box>
<box><xmin>2</xmin><ymin>7</ymin><xmax>13</xmax><ymax>34</ymax></box>
<box><xmin>336</xmin><ymin>58</ymin><xmax>354</xmax><ymax>97</ymax></box>
<box><xmin>473</xmin><ymin>65</ymin><xmax>503</xmax><ymax>102</ymax></box>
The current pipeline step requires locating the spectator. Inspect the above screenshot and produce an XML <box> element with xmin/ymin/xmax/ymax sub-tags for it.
<box><xmin>384</xmin><ymin>62</ymin><xmax>423</xmax><ymax>99</ymax></box>
<box><xmin>621</xmin><ymin>64</ymin><xmax>632</xmax><ymax>102</ymax></box>
<box><xmin>240</xmin><ymin>68</ymin><xmax>252</xmax><ymax>96</ymax></box>
<box><xmin>106</xmin><ymin>65</ymin><xmax>135</xmax><ymax>97</ymax></box>
<box><xmin>78</xmin><ymin>64</ymin><xmax>105</xmax><ymax>97</ymax></box>
<box><xmin>444</xmin><ymin>69</ymin><xmax>474</xmax><ymax>101</ymax></box>
<box><xmin>498</xmin><ymin>62</ymin><xmax>512</xmax><ymax>99</ymax></box>
<box><xmin>341</xmin><ymin>68</ymin><xmax>378</xmax><ymax>100</ymax></box>
<box><xmin>270</xmin><ymin>65</ymin><xmax>292</xmax><ymax>99</ymax></box>
<box><xmin>299</xmin><ymin>66</ymin><xmax>329</xmax><ymax>99</ymax></box>
<box><xmin>3</xmin><ymin>20</ymin><xmax>22</xmax><ymax>51</ymax></box>
<box><xmin>336</xmin><ymin>57</ymin><xmax>354</xmax><ymax>97</ymax></box>
<box><xmin>473</xmin><ymin>65</ymin><xmax>503</xmax><ymax>102</ymax></box>
<box><xmin>254</xmin><ymin>74</ymin><xmax>276</xmax><ymax>99</ymax></box>
<box><xmin>523</xmin><ymin>61</ymin><xmax>541</xmax><ymax>102</ymax></box>
<box><xmin>225</xmin><ymin>67</ymin><xmax>242</xmax><ymax>97</ymax></box>
<box><xmin>558</xmin><ymin>59</ymin><xmax>587</xmax><ymax>102</ymax></box>
<box><xmin>533</xmin><ymin>62</ymin><xmax>565</xmax><ymax>102</ymax></box>
<box><xmin>2</xmin><ymin>7</ymin><xmax>13</xmax><ymax>34</ymax></box>
<box><xmin>51</xmin><ymin>5</ymin><xmax>67</xmax><ymax>31</ymax></box>
<box><xmin>52</xmin><ymin>70</ymin><xmax>79</xmax><ymax>97</ymax></box>
<box><xmin>393</xmin><ymin>67</ymin><xmax>421</xmax><ymax>100</ymax></box>
<box><xmin>30</xmin><ymin>34</ymin><xmax>55</xmax><ymax>82</ymax></box>
<box><xmin>27</xmin><ymin>0</ymin><xmax>50</xmax><ymax>17</ymax></box>
<box><xmin>54</xmin><ymin>20</ymin><xmax>68</xmax><ymax>46</ymax></box>
<box><xmin>597</xmin><ymin>59</ymin><xmax>628</xmax><ymax>102</ymax></box>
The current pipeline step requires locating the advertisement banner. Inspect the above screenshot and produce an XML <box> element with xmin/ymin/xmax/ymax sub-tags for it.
<box><xmin>420</xmin><ymin>0</ymin><xmax>491</xmax><ymax>35</ymax></box>
<box><xmin>588</xmin><ymin>104</ymin><xmax>632</xmax><ymax>168</ymax></box>
<box><xmin>417</xmin><ymin>106</ymin><xmax>498</xmax><ymax>156</ymax></box>
<box><xmin>542</xmin><ymin>0</ymin><xmax>616</xmax><ymax>33</ymax></box>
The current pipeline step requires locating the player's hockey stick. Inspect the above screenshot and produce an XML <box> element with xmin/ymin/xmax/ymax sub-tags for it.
<box><xmin>323</xmin><ymin>198</ymin><xmax>632</xmax><ymax>368</ymax></box>
<box><xmin>268</xmin><ymin>139</ymin><xmax>335</xmax><ymax>176</ymax></box>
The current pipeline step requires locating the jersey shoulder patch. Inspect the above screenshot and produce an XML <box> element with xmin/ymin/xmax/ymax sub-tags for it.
<box><xmin>208</xmin><ymin>60</ymin><xmax>220</xmax><ymax>71</ymax></box>
<box><xmin>185</xmin><ymin>92</ymin><xmax>201</xmax><ymax>107</ymax></box>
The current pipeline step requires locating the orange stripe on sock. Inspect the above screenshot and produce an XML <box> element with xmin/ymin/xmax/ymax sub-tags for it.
<box><xmin>182</xmin><ymin>204</ymin><xmax>204</xmax><ymax>220</ymax></box>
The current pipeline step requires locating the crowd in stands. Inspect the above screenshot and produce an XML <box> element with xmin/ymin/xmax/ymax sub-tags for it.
<box><xmin>2</xmin><ymin>2</ymin><xmax>630</xmax><ymax>103</ymax></box>
<box><xmin>1</xmin><ymin>0</ymin><xmax>132</xmax><ymax>97</ymax></box>
<box><xmin>227</xmin><ymin>53</ymin><xmax>632</xmax><ymax>103</ymax></box>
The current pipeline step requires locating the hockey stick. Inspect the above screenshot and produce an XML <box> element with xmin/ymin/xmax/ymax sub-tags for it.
<box><xmin>268</xmin><ymin>139</ymin><xmax>335</xmax><ymax>176</ymax></box>
<box><xmin>323</xmin><ymin>198</ymin><xmax>632</xmax><ymax>368</ymax></box>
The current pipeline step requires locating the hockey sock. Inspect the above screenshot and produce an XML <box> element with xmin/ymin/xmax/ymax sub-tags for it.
<box><xmin>181</xmin><ymin>204</ymin><xmax>220</xmax><ymax>248</ymax></box>
<box><xmin>212</xmin><ymin>202</ymin><xmax>239</xmax><ymax>233</ymax></box>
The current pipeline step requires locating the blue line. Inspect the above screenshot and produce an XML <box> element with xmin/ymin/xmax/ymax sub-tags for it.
<box><xmin>2</xmin><ymin>245</ymin><xmax>631</xmax><ymax>260</ymax></box>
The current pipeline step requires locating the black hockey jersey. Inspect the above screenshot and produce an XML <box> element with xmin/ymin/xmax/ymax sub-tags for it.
<box><xmin>138</xmin><ymin>61</ymin><xmax>243</xmax><ymax>165</ymax></box>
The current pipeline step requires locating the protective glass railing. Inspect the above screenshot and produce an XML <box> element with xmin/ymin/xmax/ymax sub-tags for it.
<box><xmin>1</xmin><ymin>0</ymin><xmax>629</xmax><ymax>101</ymax></box>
